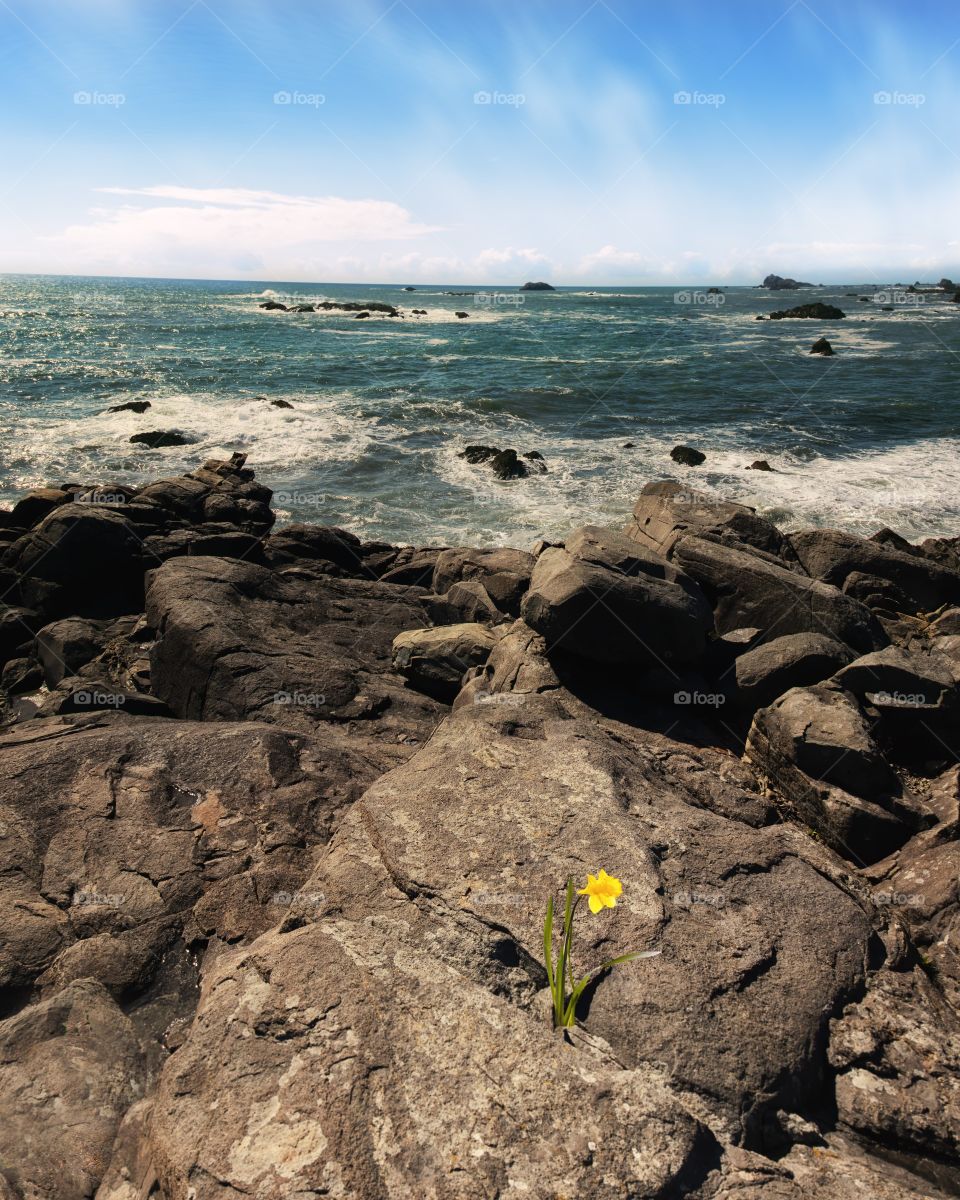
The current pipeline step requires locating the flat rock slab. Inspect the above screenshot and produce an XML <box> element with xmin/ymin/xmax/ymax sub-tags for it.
<box><xmin>145</xmin><ymin>555</ymin><xmax>445</xmax><ymax>745</ymax></box>
<box><xmin>0</xmin><ymin>713</ymin><xmax>372</xmax><ymax>995</ymax></box>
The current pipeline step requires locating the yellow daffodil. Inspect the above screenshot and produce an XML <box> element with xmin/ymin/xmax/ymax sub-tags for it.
<box><xmin>577</xmin><ymin>869</ymin><xmax>623</xmax><ymax>914</ymax></box>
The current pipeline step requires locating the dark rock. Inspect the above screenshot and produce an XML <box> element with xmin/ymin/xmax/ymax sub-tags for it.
<box><xmin>789</xmin><ymin>527</ymin><xmax>960</xmax><ymax>614</ymax></box>
<box><xmin>459</xmin><ymin>444</ymin><xmax>499</xmax><ymax>464</ymax></box>
<box><xmin>9</xmin><ymin>488</ymin><xmax>70</xmax><ymax>529</ymax></box>
<box><xmin>769</xmin><ymin>303</ymin><xmax>845</xmax><ymax>320</ymax></box>
<box><xmin>0</xmin><ymin>605</ymin><xmax>43</xmax><ymax>665</ymax></box>
<box><xmin>669</xmin><ymin>535</ymin><xmax>887</xmax><ymax>653</ymax></box>
<box><xmin>454</xmin><ymin>310</ymin><xmax>469</xmax><ymax>318</ymax></box>
<box><xmin>745</xmin><ymin>683</ymin><xmax>928</xmax><ymax>861</ymax></box>
<box><xmin>129</xmin><ymin>430</ymin><xmax>194</xmax><ymax>448</ymax></box>
<box><xmin>520</xmin><ymin>527</ymin><xmax>713</xmax><ymax>666</ymax></box>
<box><xmin>354</xmin><ymin>311</ymin><xmax>370</xmax><ymax>319</ymax></box>
<box><xmin>833</xmin><ymin>646</ymin><xmax>955</xmax><ymax>708</ymax></box>
<box><xmin>841</xmin><ymin>571</ymin><xmax>914</xmax><ymax>615</ymax></box>
<box><xmin>269</xmin><ymin>398</ymin><xmax>294</xmax><ymax>409</ymax></box>
<box><xmin>403</xmin><ymin>286</ymin><xmax>415</xmax><ymax>291</ymax></box>
<box><xmin>3</xmin><ymin>507</ymin><xmax>146</xmax><ymax>619</ymax></box>
<box><xmin>432</xmin><ymin>547</ymin><xmax>534</xmax><ymax>616</ymax></box>
<box><xmin>0</xmin><ymin>980</ymin><xmax>144</xmax><ymax>1200</ymax></box>
<box><xmin>36</xmin><ymin>617</ymin><xmax>108</xmax><ymax>687</ymax></box>
<box><xmin>734</xmin><ymin>631</ymin><xmax>855</xmax><ymax>711</ymax></box>
<box><xmin>292</xmin><ymin>304</ymin><xmax>315</xmax><ymax>312</ymax></box>
<box><xmin>262</xmin><ymin>524</ymin><xmax>367</xmax><ymax>575</ymax></box>
<box><xmin>670</xmin><ymin>445</ymin><xmax>706</xmax><ymax>466</ymax></box>
<box><xmin>142</xmin><ymin>526</ymin><xmax>265</xmax><ymax>566</ymax></box>
<box><xmin>145</xmin><ymin>555</ymin><xmax>444</xmax><ymax>755</ymax></box>
<box><xmin>747</xmin><ymin>459</ymin><xmax>775</xmax><ymax>471</ymax></box>
<box><xmin>810</xmin><ymin>337</ymin><xmax>835</xmax><ymax>356</ymax></box>
<box><xmin>519</xmin><ymin>281</ymin><xmax>555</xmax><ymax>291</ymax></box>
<box><xmin>626</xmin><ymin>481</ymin><xmax>795</xmax><ymax>562</ymax></box>
<box><xmin>1</xmin><ymin>655</ymin><xmax>42</xmax><ymax>694</ymax></box>
<box><xmin>108</xmin><ymin>400</ymin><xmax>151</xmax><ymax>414</ymax></box>
<box><xmin>258</xmin><ymin>300</ymin><xmax>288</xmax><ymax>310</ymax></box>
<box><xmin>490</xmin><ymin>449</ymin><xmax>528</xmax><ymax>479</ymax></box>
<box><xmin>761</xmin><ymin>274</ymin><xmax>813</xmax><ymax>290</ymax></box>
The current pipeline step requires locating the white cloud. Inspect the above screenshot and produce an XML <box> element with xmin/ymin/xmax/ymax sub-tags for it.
<box><xmin>38</xmin><ymin>186</ymin><xmax>442</xmax><ymax>278</ymax></box>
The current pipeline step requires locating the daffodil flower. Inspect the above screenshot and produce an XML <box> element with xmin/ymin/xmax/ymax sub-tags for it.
<box><xmin>543</xmin><ymin>869</ymin><xmax>659</xmax><ymax>1029</ymax></box>
<box><xmin>577</xmin><ymin>868</ymin><xmax>622</xmax><ymax>914</ymax></box>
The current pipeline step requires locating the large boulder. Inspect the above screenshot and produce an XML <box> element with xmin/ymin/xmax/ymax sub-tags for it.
<box><xmin>392</xmin><ymin>622</ymin><xmax>495</xmax><ymax>700</ymax></box>
<box><xmin>432</xmin><ymin>546</ymin><xmax>534</xmax><ymax>615</ymax></box>
<box><xmin>145</xmin><ymin>555</ymin><xmax>444</xmax><ymax>752</ymax></box>
<box><xmin>3</xmin><ymin>506</ymin><xmax>146</xmax><ymax>618</ymax></box>
<box><xmin>734</xmin><ymin>631</ymin><xmax>855</xmax><ymax>711</ymax></box>
<box><xmin>625</xmin><ymin>481</ymin><xmax>794</xmax><ymax>561</ymax></box>
<box><xmin>521</xmin><ymin>527</ymin><xmax>713</xmax><ymax>666</ymax></box>
<box><xmin>0</xmin><ymin>980</ymin><xmax>144</xmax><ymax>1200</ymax></box>
<box><xmin>789</xmin><ymin>528</ymin><xmax>960</xmax><ymax>614</ymax></box>
<box><xmin>668</xmin><ymin>535</ymin><xmax>887</xmax><ymax>653</ymax></box>
<box><xmin>833</xmin><ymin>645</ymin><xmax>956</xmax><ymax>707</ymax></box>
<box><xmin>745</xmin><ymin>684</ymin><xmax>929</xmax><ymax>862</ymax></box>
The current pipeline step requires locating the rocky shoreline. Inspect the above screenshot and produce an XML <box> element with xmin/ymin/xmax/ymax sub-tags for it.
<box><xmin>0</xmin><ymin>454</ymin><xmax>958</xmax><ymax>1199</ymax></box>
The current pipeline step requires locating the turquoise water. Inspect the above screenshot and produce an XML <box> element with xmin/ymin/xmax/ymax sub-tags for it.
<box><xmin>1</xmin><ymin>273</ymin><xmax>958</xmax><ymax>546</ymax></box>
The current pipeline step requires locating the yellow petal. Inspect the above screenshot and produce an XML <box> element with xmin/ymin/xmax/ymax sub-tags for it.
<box><xmin>588</xmin><ymin>893</ymin><xmax>603</xmax><ymax>914</ymax></box>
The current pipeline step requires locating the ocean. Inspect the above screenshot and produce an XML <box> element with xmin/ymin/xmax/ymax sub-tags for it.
<box><xmin>1</xmin><ymin>273</ymin><xmax>958</xmax><ymax>547</ymax></box>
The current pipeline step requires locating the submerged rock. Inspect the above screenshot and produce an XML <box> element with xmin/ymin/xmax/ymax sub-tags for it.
<box><xmin>108</xmin><ymin>400</ymin><xmax>151</xmax><ymax>413</ymax></box>
<box><xmin>129</xmin><ymin>430</ymin><xmax>194</xmax><ymax>447</ymax></box>
<box><xmin>810</xmin><ymin>336</ymin><xmax>835</xmax><ymax>355</ymax></box>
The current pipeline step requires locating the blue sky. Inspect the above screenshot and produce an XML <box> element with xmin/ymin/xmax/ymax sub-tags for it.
<box><xmin>1</xmin><ymin>0</ymin><xmax>957</xmax><ymax>283</ymax></box>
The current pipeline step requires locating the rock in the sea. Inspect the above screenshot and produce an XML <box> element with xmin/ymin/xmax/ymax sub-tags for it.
<box><xmin>747</xmin><ymin>459</ymin><xmax>775</xmax><ymax>471</ymax></box>
<box><xmin>392</xmin><ymin>622</ymin><xmax>495</xmax><ymax>700</ymax></box>
<box><xmin>107</xmin><ymin>400</ymin><xmax>151</xmax><ymax>413</ymax></box>
<box><xmin>269</xmin><ymin>398</ymin><xmax>293</xmax><ymax>408</ymax></box>
<box><xmin>258</xmin><ymin>300</ymin><xmax>287</xmax><ymax>310</ymax></box>
<box><xmin>520</xmin><ymin>526</ymin><xmax>713</xmax><ymax>666</ymax></box>
<box><xmin>519</xmin><ymin>280</ymin><xmax>555</xmax><ymax>290</ymax></box>
<box><xmin>459</xmin><ymin>444</ymin><xmax>499</xmax><ymax>464</ymax></box>
<box><xmin>810</xmin><ymin>336</ymin><xmax>835</xmax><ymax>355</ymax></box>
<box><xmin>454</xmin><ymin>310</ymin><xmax>469</xmax><ymax>318</ymax></box>
<box><xmin>129</xmin><ymin>430</ymin><xmax>194</xmax><ymax>447</ymax></box>
<box><xmin>670</xmin><ymin>444</ymin><xmax>706</xmax><ymax>466</ymax></box>
<box><xmin>762</xmin><ymin>274</ymin><xmax>814</xmax><ymax>289</ymax></box>
<box><xmin>490</xmin><ymin>448</ymin><xmax>528</xmax><ymax>479</ymax></box>
<box><xmin>769</xmin><ymin>302</ymin><xmax>845</xmax><ymax>320</ymax></box>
